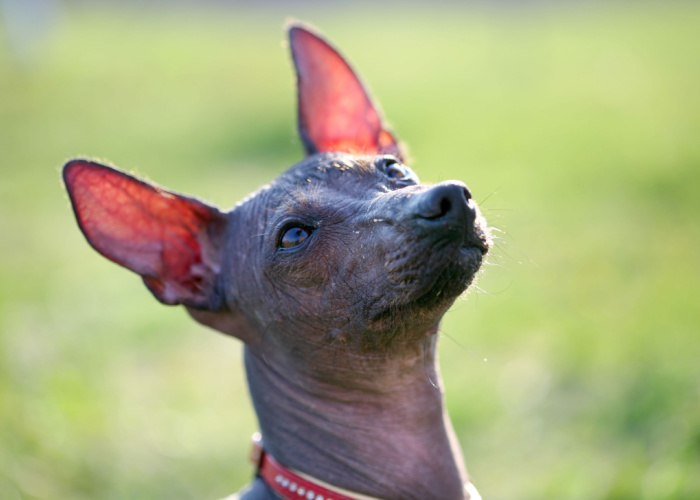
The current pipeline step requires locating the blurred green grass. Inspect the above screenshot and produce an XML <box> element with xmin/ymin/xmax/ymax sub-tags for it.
<box><xmin>1</xmin><ymin>3</ymin><xmax>699</xmax><ymax>499</ymax></box>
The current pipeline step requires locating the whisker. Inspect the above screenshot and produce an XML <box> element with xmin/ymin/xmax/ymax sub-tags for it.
<box><xmin>440</xmin><ymin>329</ymin><xmax>488</xmax><ymax>363</ymax></box>
<box><xmin>478</xmin><ymin>185</ymin><xmax>503</xmax><ymax>206</ymax></box>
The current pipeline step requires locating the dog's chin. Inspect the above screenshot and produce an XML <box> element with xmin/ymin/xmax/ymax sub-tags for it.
<box><xmin>369</xmin><ymin>243</ymin><xmax>485</xmax><ymax>333</ymax></box>
<box><xmin>413</xmin><ymin>244</ymin><xmax>484</xmax><ymax>310</ymax></box>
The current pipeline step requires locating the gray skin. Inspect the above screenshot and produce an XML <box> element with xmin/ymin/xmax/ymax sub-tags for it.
<box><xmin>188</xmin><ymin>152</ymin><xmax>491</xmax><ymax>499</ymax></box>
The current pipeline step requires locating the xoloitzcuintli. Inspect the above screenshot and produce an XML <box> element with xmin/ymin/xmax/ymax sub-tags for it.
<box><xmin>63</xmin><ymin>23</ymin><xmax>491</xmax><ymax>500</ymax></box>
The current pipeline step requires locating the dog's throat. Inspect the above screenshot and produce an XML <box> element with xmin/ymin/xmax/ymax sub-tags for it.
<box><xmin>245</xmin><ymin>347</ymin><xmax>477</xmax><ymax>500</ymax></box>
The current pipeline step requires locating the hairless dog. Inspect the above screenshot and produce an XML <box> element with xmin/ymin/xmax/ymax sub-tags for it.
<box><xmin>63</xmin><ymin>23</ymin><xmax>491</xmax><ymax>500</ymax></box>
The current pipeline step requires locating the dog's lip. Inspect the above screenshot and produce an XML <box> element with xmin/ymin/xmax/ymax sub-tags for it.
<box><xmin>459</xmin><ymin>244</ymin><xmax>485</xmax><ymax>265</ymax></box>
<box><xmin>462</xmin><ymin>238</ymin><xmax>489</xmax><ymax>257</ymax></box>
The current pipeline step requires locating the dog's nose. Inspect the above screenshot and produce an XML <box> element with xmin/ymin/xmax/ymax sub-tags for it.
<box><xmin>413</xmin><ymin>181</ymin><xmax>473</xmax><ymax>222</ymax></box>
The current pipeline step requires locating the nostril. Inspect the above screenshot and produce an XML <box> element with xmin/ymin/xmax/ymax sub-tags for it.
<box><xmin>439</xmin><ymin>196</ymin><xmax>452</xmax><ymax>218</ymax></box>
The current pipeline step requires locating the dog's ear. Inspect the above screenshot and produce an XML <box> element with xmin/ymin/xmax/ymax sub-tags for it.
<box><xmin>63</xmin><ymin>159</ymin><xmax>227</xmax><ymax>311</ymax></box>
<box><xmin>289</xmin><ymin>23</ymin><xmax>404</xmax><ymax>160</ymax></box>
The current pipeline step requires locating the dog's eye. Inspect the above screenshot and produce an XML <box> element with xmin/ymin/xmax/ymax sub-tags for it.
<box><xmin>381</xmin><ymin>157</ymin><xmax>410</xmax><ymax>181</ymax></box>
<box><xmin>279</xmin><ymin>226</ymin><xmax>311</xmax><ymax>250</ymax></box>
<box><xmin>387</xmin><ymin>163</ymin><xmax>409</xmax><ymax>180</ymax></box>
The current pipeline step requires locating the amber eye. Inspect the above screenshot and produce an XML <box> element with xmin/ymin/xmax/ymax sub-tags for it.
<box><xmin>382</xmin><ymin>157</ymin><xmax>409</xmax><ymax>180</ymax></box>
<box><xmin>279</xmin><ymin>226</ymin><xmax>311</xmax><ymax>250</ymax></box>
<box><xmin>386</xmin><ymin>163</ymin><xmax>408</xmax><ymax>180</ymax></box>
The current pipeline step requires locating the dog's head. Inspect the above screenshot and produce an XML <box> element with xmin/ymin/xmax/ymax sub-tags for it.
<box><xmin>63</xmin><ymin>24</ymin><xmax>490</xmax><ymax>378</ymax></box>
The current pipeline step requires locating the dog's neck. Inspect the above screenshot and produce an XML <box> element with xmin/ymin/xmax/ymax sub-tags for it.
<box><xmin>243</xmin><ymin>334</ymin><xmax>469</xmax><ymax>500</ymax></box>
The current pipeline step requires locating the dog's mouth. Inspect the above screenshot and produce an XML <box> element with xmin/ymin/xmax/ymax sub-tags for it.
<box><xmin>460</xmin><ymin>243</ymin><xmax>487</xmax><ymax>267</ymax></box>
<box><xmin>366</xmin><ymin>232</ymin><xmax>489</xmax><ymax>333</ymax></box>
<box><xmin>414</xmin><ymin>241</ymin><xmax>486</xmax><ymax>306</ymax></box>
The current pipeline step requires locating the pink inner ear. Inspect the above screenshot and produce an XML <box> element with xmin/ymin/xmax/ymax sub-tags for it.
<box><xmin>63</xmin><ymin>160</ymin><xmax>225</xmax><ymax>308</ymax></box>
<box><xmin>289</xmin><ymin>25</ymin><xmax>402</xmax><ymax>159</ymax></box>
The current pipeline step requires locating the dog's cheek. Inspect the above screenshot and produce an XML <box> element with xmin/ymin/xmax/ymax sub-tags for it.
<box><xmin>267</xmin><ymin>245</ymin><xmax>330</xmax><ymax>288</ymax></box>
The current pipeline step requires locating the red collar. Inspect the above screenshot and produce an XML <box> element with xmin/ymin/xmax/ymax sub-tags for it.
<box><xmin>250</xmin><ymin>433</ymin><xmax>375</xmax><ymax>500</ymax></box>
<box><xmin>250</xmin><ymin>433</ymin><xmax>482</xmax><ymax>500</ymax></box>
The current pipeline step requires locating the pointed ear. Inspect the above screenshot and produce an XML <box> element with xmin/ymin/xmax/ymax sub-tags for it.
<box><xmin>63</xmin><ymin>159</ymin><xmax>227</xmax><ymax>311</ymax></box>
<box><xmin>288</xmin><ymin>23</ymin><xmax>404</xmax><ymax>160</ymax></box>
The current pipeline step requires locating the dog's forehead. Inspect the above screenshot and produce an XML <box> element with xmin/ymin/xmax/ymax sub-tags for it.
<box><xmin>273</xmin><ymin>152</ymin><xmax>382</xmax><ymax>193</ymax></box>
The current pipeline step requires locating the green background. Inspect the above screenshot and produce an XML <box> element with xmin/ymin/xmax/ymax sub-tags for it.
<box><xmin>1</xmin><ymin>2</ymin><xmax>698</xmax><ymax>499</ymax></box>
